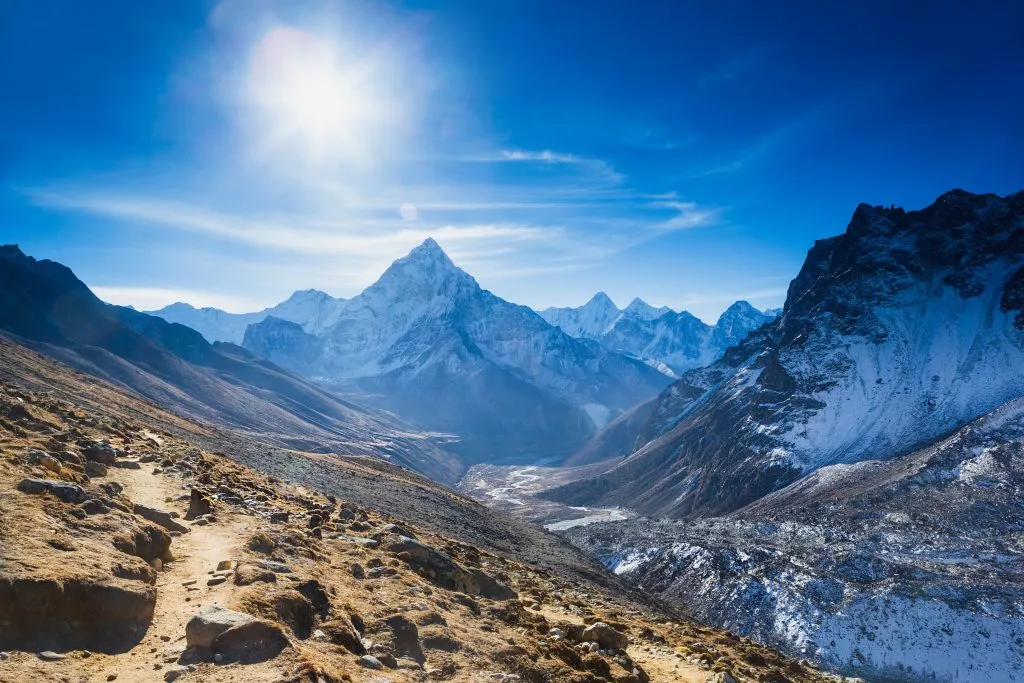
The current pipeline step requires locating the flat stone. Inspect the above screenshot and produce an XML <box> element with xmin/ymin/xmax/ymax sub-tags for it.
<box><xmin>17</xmin><ymin>479</ymin><xmax>87</xmax><ymax>504</ymax></box>
<box><xmin>185</xmin><ymin>605</ymin><xmax>256</xmax><ymax>648</ymax></box>
<box><xmin>257</xmin><ymin>560</ymin><xmax>292</xmax><ymax>574</ymax></box>
<box><xmin>37</xmin><ymin>650</ymin><xmax>66</xmax><ymax>661</ymax></box>
<box><xmin>110</xmin><ymin>460</ymin><xmax>142</xmax><ymax>470</ymax></box>
<box><xmin>163</xmin><ymin>666</ymin><xmax>190</xmax><ymax>682</ymax></box>
<box><xmin>207</xmin><ymin>576</ymin><xmax>227</xmax><ymax>586</ymax></box>
<box><xmin>211</xmin><ymin>621</ymin><xmax>288</xmax><ymax>664</ymax></box>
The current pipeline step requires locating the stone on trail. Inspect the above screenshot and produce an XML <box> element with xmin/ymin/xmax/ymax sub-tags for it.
<box><xmin>134</xmin><ymin>503</ymin><xmax>189</xmax><ymax>534</ymax></box>
<box><xmin>210</xmin><ymin>620</ymin><xmax>289</xmax><ymax>664</ymax></box>
<box><xmin>185</xmin><ymin>605</ymin><xmax>256</xmax><ymax>649</ymax></box>
<box><xmin>581</xmin><ymin>622</ymin><xmax>629</xmax><ymax>652</ymax></box>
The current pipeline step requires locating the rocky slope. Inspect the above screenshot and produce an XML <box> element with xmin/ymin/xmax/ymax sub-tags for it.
<box><xmin>564</xmin><ymin>394</ymin><xmax>1024</xmax><ymax>682</ymax></box>
<box><xmin>545</xmin><ymin>189</ymin><xmax>1024</xmax><ymax>518</ymax></box>
<box><xmin>149</xmin><ymin>289</ymin><xmax>347</xmax><ymax>345</ymax></box>
<box><xmin>0</xmin><ymin>245</ymin><xmax>460</xmax><ymax>483</ymax></box>
<box><xmin>0</xmin><ymin>333</ymin><xmax>842</xmax><ymax>683</ymax></box>
<box><xmin>242</xmin><ymin>239</ymin><xmax>671</xmax><ymax>466</ymax></box>
<box><xmin>541</xmin><ymin>297</ymin><xmax>774</xmax><ymax>377</ymax></box>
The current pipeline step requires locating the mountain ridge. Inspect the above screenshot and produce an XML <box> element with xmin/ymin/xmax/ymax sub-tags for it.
<box><xmin>0</xmin><ymin>244</ymin><xmax>462</xmax><ymax>482</ymax></box>
<box><xmin>540</xmin><ymin>294</ymin><xmax>775</xmax><ymax>377</ymax></box>
<box><xmin>544</xmin><ymin>188</ymin><xmax>1024</xmax><ymax>517</ymax></box>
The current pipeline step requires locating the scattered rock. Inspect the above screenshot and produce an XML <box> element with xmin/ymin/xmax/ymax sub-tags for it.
<box><xmin>113</xmin><ymin>524</ymin><xmax>172</xmax><ymax>563</ymax></box>
<box><xmin>37</xmin><ymin>651</ymin><xmax>65</xmax><ymax>661</ymax></box>
<box><xmin>707</xmin><ymin>673</ymin><xmax>738</xmax><ymax>683</ymax></box>
<box><xmin>17</xmin><ymin>478</ymin><xmax>87</xmax><ymax>503</ymax></box>
<box><xmin>216</xmin><ymin>560</ymin><xmax>235</xmax><ymax>571</ymax></box>
<box><xmin>359</xmin><ymin>654</ymin><xmax>383</xmax><ymax>670</ymax></box>
<box><xmin>185</xmin><ymin>605</ymin><xmax>256</xmax><ymax>649</ymax></box>
<box><xmin>163</xmin><ymin>665</ymin><xmax>190</xmax><ymax>682</ymax></box>
<box><xmin>207</xmin><ymin>576</ymin><xmax>226</xmax><ymax>587</ymax></box>
<box><xmin>349</xmin><ymin>563</ymin><xmax>366</xmax><ymax>579</ymax></box>
<box><xmin>386</xmin><ymin>536</ymin><xmax>515</xmax><ymax>600</ymax></box>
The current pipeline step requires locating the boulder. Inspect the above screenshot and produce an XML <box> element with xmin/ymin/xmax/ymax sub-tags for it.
<box><xmin>26</xmin><ymin>450</ymin><xmax>62</xmax><ymax>473</ymax></box>
<box><xmin>359</xmin><ymin>654</ymin><xmax>383</xmax><ymax>670</ymax></box>
<box><xmin>113</xmin><ymin>525</ymin><xmax>172</xmax><ymax>563</ymax></box>
<box><xmin>83</xmin><ymin>440</ymin><xmax>119</xmax><ymax>465</ymax></box>
<box><xmin>17</xmin><ymin>478</ymin><xmax>87</xmax><ymax>504</ymax></box>
<box><xmin>185</xmin><ymin>605</ymin><xmax>255</xmax><ymax>649</ymax></box>
<box><xmin>84</xmin><ymin>461</ymin><xmax>108</xmax><ymax>477</ymax></box>
<box><xmin>319</xmin><ymin>618</ymin><xmax>365</xmax><ymax>655</ymax></box>
<box><xmin>210</xmin><ymin>620</ymin><xmax>288</xmax><ymax>664</ymax></box>
<box><xmin>110</xmin><ymin>460</ymin><xmax>141</xmax><ymax>470</ymax></box>
<box><xmin>581</xmin><ymin>622</ymin><xmax>628</xmax><ymax>652</ymax></box>
<box><xmin>184</xmin><ymin>489</ymin><xmax>213</xmax><ymax>521</ymax></box>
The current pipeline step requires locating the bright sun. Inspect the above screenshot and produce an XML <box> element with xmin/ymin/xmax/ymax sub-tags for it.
<box><xmin>246</xmin><ymin>26</ymin><xmax>393</xmax><ymax>163</ymax></box>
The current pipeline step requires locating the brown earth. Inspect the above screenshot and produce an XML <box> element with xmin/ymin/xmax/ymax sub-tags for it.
<box><xmin>0</xmin><ymin>336</ymin><xmax>848</xmax><ymax>683</ymax></box>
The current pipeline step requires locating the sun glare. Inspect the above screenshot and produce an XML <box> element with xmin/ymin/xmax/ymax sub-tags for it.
<box><xmin>246</xmin><ymin>26</ymin><xmax>396</xmax><ymax>164</ymax></box>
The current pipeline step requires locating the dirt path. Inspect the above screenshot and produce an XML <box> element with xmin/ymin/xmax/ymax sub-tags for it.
<box><xmin>83</xmin><ymin>459</ymin><xmax>257</xmax><ymax>682</ymax></box>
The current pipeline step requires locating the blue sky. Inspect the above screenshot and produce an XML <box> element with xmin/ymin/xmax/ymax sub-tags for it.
<box><xmin>3</xmin><ymin>0</ymin><xmax>1022</xmax><ymax>322</ymax></box>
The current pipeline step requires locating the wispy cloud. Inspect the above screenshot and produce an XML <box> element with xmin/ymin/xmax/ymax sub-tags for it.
<box><xmin>698</xmin><ymin>46</ymin><xmax>779</xmax><ymax>85</ymax></box>
<box><xmin>689</xmin><ymin>105</ymin><xmax>835</xmax><ymax>177</ymax></box>
<box><xmin>26</xmin><ymin>191</ymin><xmax>557</xmax><ymax>258</ymax></box>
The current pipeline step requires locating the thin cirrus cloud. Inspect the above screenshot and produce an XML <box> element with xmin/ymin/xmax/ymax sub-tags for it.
<box><xmin>25</xmin><ymin>143</ymin><xmax>718</xmax><ymax>272</ymax></box>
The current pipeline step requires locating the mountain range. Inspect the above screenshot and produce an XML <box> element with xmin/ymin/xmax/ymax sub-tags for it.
<box><xmin>546</xmin><ymin>188</ymin><xmax>1024</xmax><ymax>518</ymax></box>
<box><xmin>237</xmin><ymin>239</ymin><xmax>672</xmax><ymax>466</ymax></box>
<box><xmin>548</xmin><ymin>188</ymin><xmax>1024</xmax><ymax>682</ymax></box>
<box><xmin>539</xmin><ymin>295</ymin><xmax>776</xmax><ymax>376</ymax></box>
<box><xmin>0</xmin><ymin>244</ymin><xmax>461</xmax><ymax>482</ymax></box>
<box><xmin>152</xmin><ymin>289</ymin><xmax>347</xmax><ymax>345</ymax></box>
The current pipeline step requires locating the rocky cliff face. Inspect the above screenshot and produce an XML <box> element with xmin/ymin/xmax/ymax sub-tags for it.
<box><xmin>546</xmin><ymin>189</ymin><xmax>1024</xmax><ymax>518</ymax></box>
<box><xmin>564</xmin><ymin>394</ymin><xmax>1024</xmax><ymax>682</ymax></box>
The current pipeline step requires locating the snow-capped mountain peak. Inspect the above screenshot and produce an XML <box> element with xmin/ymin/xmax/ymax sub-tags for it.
<box><xmin>371</xmin><ymin>237</ymin><xmax>475</xmax><ymax>294</ymax></box>
<box><xmin>621</xmin><ymin>297</ymin><xmax>671</xmax><ymax>321</ymax></box>
<box><xmin>538</xmin><ymin>291</ymin><xmax>622</xmax><ymax>339</ymax></box>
